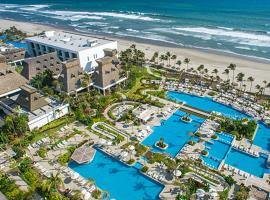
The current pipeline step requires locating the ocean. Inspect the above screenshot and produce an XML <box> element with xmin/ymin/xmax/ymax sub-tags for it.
<box><xmin>0</xmin><ymin>0</ymin><xmax>270</xmax><ymax>61</ymax></box>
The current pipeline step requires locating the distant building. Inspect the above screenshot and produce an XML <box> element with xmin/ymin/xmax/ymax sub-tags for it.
<box><xmin>93</xmin><ymin>49</ymin><xmax>127</xmax><ymax>95</ymax></box>
<box><xmin>21</xmin><ymin>52</ymin><xmax>62</xmax><ymax>80</ymax></box>
<box><xmin>21</xmin><ymin>49</ymin><xmax>126</xmax><ymax>95</ymax></box>
<box><xmin>0</xmin><ymin>58</ymin><xmax>69</xmax><ymax>130</ymax></box>
<box><xmin>25</xmin><ymin>31</ymin><xmax>117</xmax><ymax>72</ymax></box>
<box><xmin>0</xmin><ymin>46</ymin><xmax>25</xmax><ymax>65</ymax></box>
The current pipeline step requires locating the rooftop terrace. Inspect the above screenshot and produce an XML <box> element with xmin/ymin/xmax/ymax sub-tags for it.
<box><xmin>26</xmin><ymin>31</ymin><xmax>116</xmax><ymax>52</ymax></box>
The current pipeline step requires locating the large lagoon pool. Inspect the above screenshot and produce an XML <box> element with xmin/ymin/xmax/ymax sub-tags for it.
<box><xmin>142</xmin><ymin>110</ymin><xmax>204</xmax><ymax>157</ymax></box>
<box><xmin>167</xmin><ymin>91</ymin><xmax>270</xmax><ymax>151</ymax></box>
<box><xmin>167</xmin><ymin>91</ymin><xmax>249</xmax><ymax>119</ymax></box>
<box><xmin>69</xmin><ymin>149</ymin><xmax>163</xmax><ymax>200</ymax></box>
<box><xmin>225</xmin><ymin>149</ymin><xmax>270</xmax><ymax>178</ymax></box>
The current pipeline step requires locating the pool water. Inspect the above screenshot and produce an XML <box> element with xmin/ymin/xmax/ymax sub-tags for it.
<box><xmin>142</xmin><ymin>110</ymin><xmax>204</xmax><ymax>157</ymax></box>
<box><xmin>167</xmin><ymin>91</ymin><xmax>270</xmax><ymax>151</ymax></box>
<box><xmin>167</xmin><ymin>91</ymin><xmax>249</xmax><ymax>119</ymax></box>
<box><xmin>253</xmin><ymin>122</ymin><xmax>270</xmax><ymax>151</ymax></box>
<box><xmin>201</xmin><ymin>136</ymin><xmax>232</xmax><ymax>169</ymax></box>
<box><xmin>225</xmin><ymin>149</ymin><xmax>270</xmax><ymax>178</ymax></box>
<box><xmin>69</xmin><ymin>149</ymin><xmax>163</xmax><ymax>200</ymax></box>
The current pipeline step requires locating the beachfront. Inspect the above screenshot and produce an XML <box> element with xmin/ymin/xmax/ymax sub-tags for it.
<box><xmin>0</xmin><ymin>23</ymin><xmax>270</xmax><ymax>200</ymax></box>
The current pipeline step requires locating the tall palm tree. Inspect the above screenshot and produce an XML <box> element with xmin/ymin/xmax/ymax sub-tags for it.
<box><xmin>262</xmin><ymin>80</ymin><xmax>268</xmax><ymax>95</ymax></box>
<box><xmin>212</xmin><ymin>68</ymin><xmax>219</xmax><ymax>79</ymax></box>
<box><xmin>236</xmin><ymin>72</ymin><xmax>245</xmax><ymax>92</ymax></box>
<box><xmin>184</xmin><ymin>58</ymin><xmax>190</xmax><ymax>71</ymax></box>
<box><xmin>171</xmin><ymin>55</ymin><xmax>177</xmax><ymax>66</ymax></box>
<box><xmin>42</xmin><ymin>172</ymin><xmax>63</xmax><ymax>193</ymax></box>
<box><xmin>166</xmin><ymin>52</ymin><xmax>171</xmax><ymax>66</ymax></box>
<box><xmin>227</xmin><ymin>63</ymin><xmax>236</xmax><ymax>85</ymax></box>
<box><xmin>247</xmin><ymin>76</ymin><xmax>255</xmax><ymax>92</ymax></box>
<box><xmin>176</xmin><ymin>60</ymin><xmax>182</xmax><ymax>70</ymax></box>
<box><xmin>159</xmin><ymin>54</ymin><xmax>165</xmax><ymax>65</ymax></box>
<box><xmin>223</xmin><ymin>69</ymin><xmax>230</xmax><ymax>82</ymax></box>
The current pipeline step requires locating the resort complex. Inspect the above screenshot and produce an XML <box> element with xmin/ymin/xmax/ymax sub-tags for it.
<box><xmin>0</xmin><ymin>26</ymin><xmax>270</xmax><ymax>200</ymax></box>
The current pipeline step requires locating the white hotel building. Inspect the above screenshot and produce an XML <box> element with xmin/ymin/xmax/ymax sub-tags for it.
<box><xmin>25</xmin><ymin>31</ymin><xmax>118</xmax><ymax>72</ymax></box>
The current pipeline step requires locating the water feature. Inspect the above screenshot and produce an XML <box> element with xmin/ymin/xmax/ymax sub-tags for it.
<box><xmin>142</xmin><ymin>110</ymin><xmax>203</xmax><ymax>157</ymax></box>
<box><xmin>69</xmin><ymin>149</ymin><xmax>163</xmax><ymax>200</ymax></box>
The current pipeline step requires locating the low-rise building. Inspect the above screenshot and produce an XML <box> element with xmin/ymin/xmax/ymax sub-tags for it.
<box><xmin>93</xmin><ymin>49</ymin><xmax>127</xmax><ymax>95</ymax></box>
<box><xmin>21</xmin><ymin>52</ymin><xmax>62</xmax><ymax>80</ymax></box>
<box><xmin>0</xmin><ymin>58</ymin><xmax>69</xmax><ymax>130</ymax></box>
<box><xmin>0</xmin><ymin>46</ymin><xmax>25</xmax><ymax>65</ymax></box>
<box><xmin>21</xmin><ymin>49</ymin><xmax>126</xmax><ymax>95</ymax></box>
<box><xmin>25</xmin><ymin>31</ymin><xmax>117</xmax><ymax>72</ymax></box>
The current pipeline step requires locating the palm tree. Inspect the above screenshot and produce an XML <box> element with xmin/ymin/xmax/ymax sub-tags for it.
<box><xmin>176</xmin><ymin>60</ymin><xmax>182</xmax><ymax>70</ymax></box>
<box><xmin>236</xmin><ymin>72</ymin><xmax>245</xmax><ymax>92</ymax></box>
<box><xmin>227</xmin><ymin>63</ymin><xmax>236</xmax><ymax>85</ymax></box>
<box><xmin>184</xmin><ymin>58</ymin><xmax>190</xmax><ymax>71</ymax></box>
<box><xmin>164</xmin><ymin>55</ymin><xmax>169</xmax><ymax>66</ymax></box>
<box><xmin>262</xmin><ymin>80</ymin><xmax>268</xmax><ymax>95</ymax></box>
<box><xmin>42</xmin><ymin>172</ymin><xmax>63</xmax><ymax>193</ymax></box>
<box><xmin>166</xmin><ymin>52</ymin><xmax>171</xmax><ymax>66</ymax></box>
<box><xmin>151</xmin><ymin>51</ymin><xmax>159</xmax><ymax>64</ymax></box>
<box><xmin>212</xmin><ymin>68</ymin><xmax>219</xmax><ymax>79</ymax></box>
<box><xmin>247</xmin><ymin>76</ymin><xmax>255</xmax><ymax>92</ymax></box>
<box><xmin>171</xmin><ymin>55</ymin><xmax>177</xmax><ymax>66</ymax></box>
<box><xmin>223</xmin><ymin>69</ymin><xmax>230</xmax><ymax>82</ymax></box>
<box><xmin>159</xmin><ymin>54</ymin><xmax>165</xmax><ymax>65</ymax></box>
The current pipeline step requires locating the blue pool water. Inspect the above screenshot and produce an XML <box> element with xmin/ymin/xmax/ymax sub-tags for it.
<box><xmin>201</xmin><ymin>137</ymin><xmax>232</xmax><ymax>169</ymax></box>
<box><xmin>167</xmin><ymin>91</ymin><xmax>249</xmax><ymax>119</ymax></box>
<box><xmin>5</xmin><ymin>41</ymin><xmax>27</xmax><ymax>49</ymax></box>
<box><xmin>253</xmin><ymin>122</ymin><xmax>270</xmax><ymax>151</ymax></box>
<box><xmin>142</xmin><ymin>110</ymin><xmax>203</xmax><ymax>157</ymax></box>
<box><xmin>69</xmin><ymin>149</ymin><xmax>163</xmax><ymax>200</ymax></box>
<box><xmin>225</xmin><ymin>149</ymin><xmax>270</xmax><ymax>178</ymax></box>
<box><xmin>167</xmin><ymin>91</ymin><xmax>270</xmax><ymax>151</ymax></box>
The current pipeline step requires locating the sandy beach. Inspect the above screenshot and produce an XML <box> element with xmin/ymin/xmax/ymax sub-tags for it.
<box><xmin>0</xmin><ymin>19</ymin><xmax>269</xmax><ymax>93</ymax></box>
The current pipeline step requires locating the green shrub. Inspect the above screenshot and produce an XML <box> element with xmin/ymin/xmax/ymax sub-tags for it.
<box><xmin>127</xmin><ymin>159</ymin><xmax>135</xmax><ymax>165</ymax></box>
<box><xmin>91</xmin><ymin>189</ymin><xmax>102</xmax><ymax>199</ymax></box>
<box><xmin>211</xmin><ymin>134</ymin><xmax>218</xmax><ymax>139</ymax></box>
<box><xmin>187</xmin><ymin>140</ymin><xmax>195</xmax><ymax>146</ymax></box>
<box><xmin>37</xmin><ymin>147</ymin><xmax>47</xmax><ymax>158</ymax></box>
<box><xmin>201</xmin><ymin>150</ymin><xmax>208</xmax><ymax>156</ymax></box>
<box><xmin>141</xmin><ymin>166</ymin><xmax>149</xmax><ymax>173</ymax></box>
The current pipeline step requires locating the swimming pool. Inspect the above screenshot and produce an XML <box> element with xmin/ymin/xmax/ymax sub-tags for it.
<box><xmin>167</xmin><ymin>91</ymin><xmax>249</xmax><ymax>119</ymax></box>
<box><xmin>225</xmin><ymin>149</ymin><xmax>270</xmax><ymax>178</ymax></box>
<box><xmin>253</xmin><ymin>122</ymin><xmax>270</xmax><ymax>151</ymax></box>
<box><xmin>142</xmin><ymin>110</ymin><xmax>204</xmax><ymax>157</ymax></box>
<box><xmin>201</xmin><ymin>135</ymin><xmax>232</xmax><ymax>169</ymax></box>
<box><xmin>69</xmin><ymin>149</ymin><xmax>163</xmax><ymax>200</ymax></box>
<box><xmin>167</xmin><ymin>91</ymin><xmax>270</xmax><ymax>151</ymax></box>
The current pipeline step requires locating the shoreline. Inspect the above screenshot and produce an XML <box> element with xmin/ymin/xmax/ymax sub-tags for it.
<box><xmin>0</xmin><ymin>18</ymin><xmax>270</xmax><ymax>93</ymax></box>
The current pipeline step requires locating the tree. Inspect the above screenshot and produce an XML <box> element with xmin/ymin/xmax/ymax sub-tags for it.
<box><xmin>166</xmin><ymin>52</ymin><xmax>171</xmax><ymax>66</ymax></box>
<box><xmin>247</xmin><ymin>76</ymin><xmax>255</xmax><ymax>92</ymax></box>
<box><xmin>184</xmin><ymin>58</ymin><xmax>190</xmax><ymax>71</ymax></box>
<box><xmin>223</xmin><ymin>69</ymin><xmax>230</xmax><ymax>82</ymax></box>
<box><xmin>159</xmin><ymin>54</ymin><xmax>165</xmax><ymax>65</ymax></box>
<box><xmin>171</xmin><ymin>55</ymin><xmax>177</xmax><ymax>66</ymax></box>
<box><xmin>42</xmin><ymin>172</ymin><xmax>63</xmax><ymax>194</ymax></box>
<box><xmin>176</xmin><ymin>60</ymin><xmax>182</xmax><ymax>70</ymax></box>
<box><xmin>236</xmin><ymin>72</ymin><xmax>245</xmax><ymax>92</ymax></box>
<box><xmin>227</xmin><ymin>63</ymin><xmax>236</xmax><ymax>84</ymax></box>
<box><xmin>212</xmin><ymin>69</ymin><xmax>219</xmax><ymax>80</ymax></box>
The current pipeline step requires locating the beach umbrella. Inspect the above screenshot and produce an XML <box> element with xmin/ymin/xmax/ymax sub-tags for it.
<box><xmin>84</xmin><ymin>192</ymin><xmax>91</xmax><ymax>200</ymax></box>
<box><xmin>173</xmin><ymin>170</ymin><xmax>182</xmax><ymax>177</ymax></box>
<box><xmin>72</xmin><ymin>172</ymin><xmax>80</xmax><ymax>179</ymax></box>
<box><xmin>99</xmin><ymin>138</ymin><xmax>106</xmax><ymax>145</ymax></box>
<box><xmin>129</xmin><ymin>145</ymin><xmax>135</xmax><ymax>151</ymax></box>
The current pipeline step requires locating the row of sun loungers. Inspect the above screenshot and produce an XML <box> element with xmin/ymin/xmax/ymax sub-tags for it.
<box><xmin>232</xmin><ymin>145</ymin><xmax>260</xmax><ymax>157</ymax></box>
<box><xmin>146</xmin><ymin>170</ymin><xmax>166</xmax><ymax>182</ymax></box>
<box><xmin>28</xmin><ymin>137</ymin><xmax>51</xmax><ymax>150</ymax></box>
<box><xmin>223</xmin><ymin>164</ymin><xmax>250</xmax><ymax>178</ymax></box>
